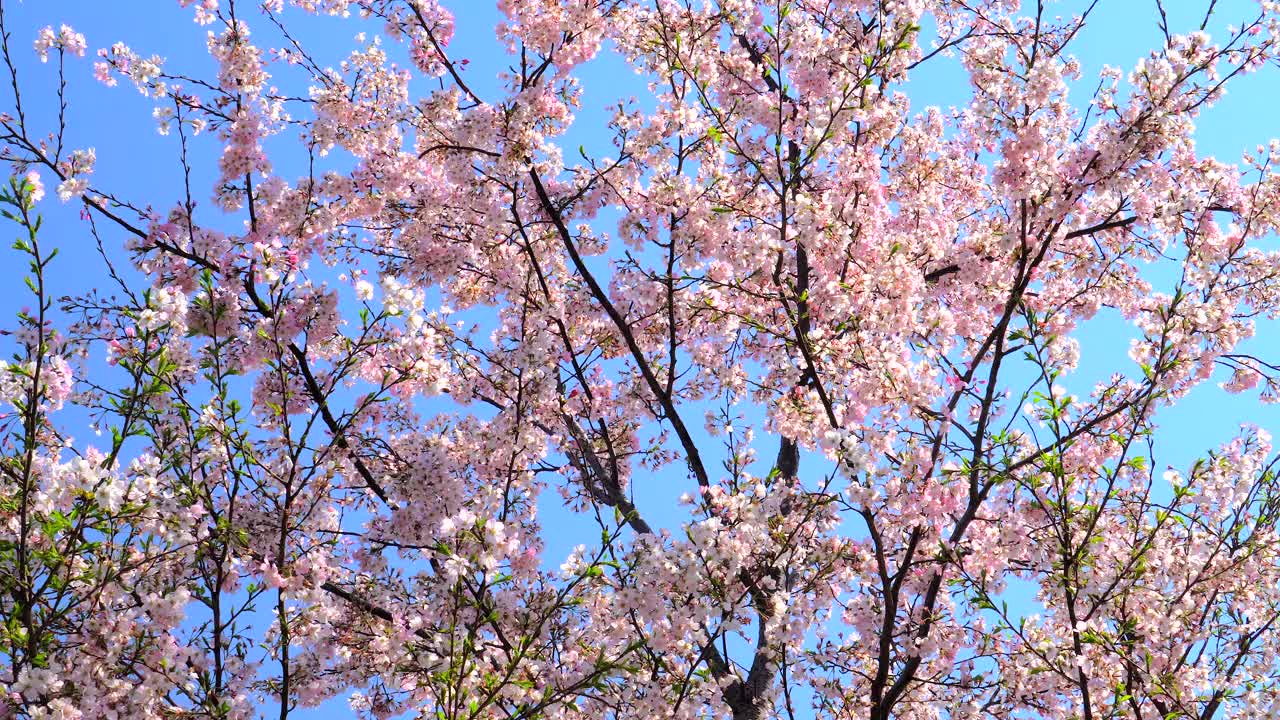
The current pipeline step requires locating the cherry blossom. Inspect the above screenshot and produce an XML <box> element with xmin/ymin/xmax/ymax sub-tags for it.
<box><xmin>2</xmin><ymin>2</ymin><xmax>1280</xmax><ymax>720</ymax></box>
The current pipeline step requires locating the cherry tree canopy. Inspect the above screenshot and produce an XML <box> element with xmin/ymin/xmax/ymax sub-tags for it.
<box><xmin>3</xmin><ymin>1</ymin><xmax>1280</xmax><ymax>719</ymax></box>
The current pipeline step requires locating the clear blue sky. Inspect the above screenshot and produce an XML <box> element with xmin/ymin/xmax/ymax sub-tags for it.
<box><xmin>3</xmin><ymin>1</ymin><xmax>1279</xmax><ymax>718</ymax></box>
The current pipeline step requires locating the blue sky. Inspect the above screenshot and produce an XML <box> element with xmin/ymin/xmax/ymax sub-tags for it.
<box><xmin>3</xmin><ymin>0</ymin><xmax>1280</xmax><ymax>718</ymax></box>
